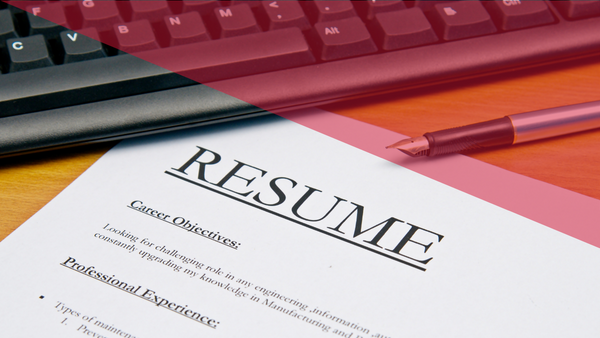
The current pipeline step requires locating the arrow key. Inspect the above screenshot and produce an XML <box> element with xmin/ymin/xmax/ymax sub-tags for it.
<box><xmin>60</xmin><ymin>28</ymin><xmax>106</xmax><ymax>63</ymax></box>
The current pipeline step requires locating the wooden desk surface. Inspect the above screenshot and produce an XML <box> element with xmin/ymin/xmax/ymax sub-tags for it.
<box><xmin>1</xmin><ymin>57</ymin><xmax>599</xmax><ymax>242</ymax></box>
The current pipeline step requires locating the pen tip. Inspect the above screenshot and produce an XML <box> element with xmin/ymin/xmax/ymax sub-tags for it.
<box><xmin>386</xmin><ymin>136</ymin><xmax>430</xmax><ymax>157</ymax></box>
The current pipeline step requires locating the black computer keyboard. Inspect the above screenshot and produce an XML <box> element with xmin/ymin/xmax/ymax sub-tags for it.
<box><xmin>1</xmin><ymin>0</ymin><xmax>600</xmax><ymax>156</ymax></box>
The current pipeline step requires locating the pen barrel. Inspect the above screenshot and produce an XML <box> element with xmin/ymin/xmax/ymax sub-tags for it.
<box><xmin>425</xmin><ymin>117</ymin><xmax>514</xmax><ymax>156</ymax></box>
<box><xmin>510</xmin><ymin>101</ymin><xmax>600</xmax><ymax>144</ymax></box>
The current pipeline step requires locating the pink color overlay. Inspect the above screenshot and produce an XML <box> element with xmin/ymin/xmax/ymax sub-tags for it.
<box><xmin>281</xmin><ymin>108</ymin><xmax>600</xmax><ymax>249</ymax></box>
<box><xmin>7</xmin><ymin>1</ymin><xmax>599</xmax><ymax>248</ymax></box>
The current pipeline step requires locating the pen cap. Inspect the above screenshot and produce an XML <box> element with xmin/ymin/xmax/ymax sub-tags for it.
<box><xmin>510</xmin><ymin>101</ymin><xmax>600</xmax><ymax>143</ymax></box>
<box><xmin>425</xmin><ymin>116</ymin><xmax>514</xmax><ymax>156</ymax></box>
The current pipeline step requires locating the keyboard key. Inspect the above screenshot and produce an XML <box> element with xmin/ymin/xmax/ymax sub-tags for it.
<box><xmin>484</xmin><ymin>0</ymin><xmax>554</xmax><ymax>31</ymax></box>
<box><xmin>0</xmin><ymin>9</ymin><xmax>18</xmax><ymax>48</ymax></box>
<box><xmin>7</xmin><ymin>35</ymin><xmax>54</xmax><ymax>72</ymax></box>
<box><xmin>114</xmin><ymin>20</ymin><xmax>159</xmax><ymax>53</ymax></box>
<box><xmin>165</xmin><ymin>12</ymin><xmax>210</xmax><ymax>46</ymax></box>
<box><xmin>358</xmin><ymin>0</ymin><xmax>407</xmax><ymax>21</ymax></box>
<box><xmin>230</xmin><ymin>1</ymin><xmax>262</xmax><ymax>9</ymax></box>
<box><xmin>61</xmin><ymin>1</ymin><xmax>79</xmax><ymax>8</ymax></box>
<box><xmin>371</xmin><ymin>8</ymin><xmax>438</xmax><ymax>51</ymax></box>
<box><xmin>304</xmin><ymin>0</ymin><xmax>357</xmax><ymax>22</ymax></box>
<box><xmin>129</xmin><ymin>0</ymin><xmax>171</xmax><ymax>23</ymax></box>
<box><xmin>27</xmin><ymin>3</ymin><xmax>68</xmax><ymax>39</ymax></box>
<box><xmin>552</xmin><ymin>0</ymin><xmax>600</xmax><ymax>20</ymax></box>
<box><xmin>60</xmin><ymin>28</ymin><xmax>106</xmax><ymax>63</ymax></box>
<box><xmin>214</xmin><ymin>4</ymin><xmax>261</xmax><ymax>38</ymax></box>
<box><xmin>261</xmin><ymin>0</ymin><xmax>310</xmax><ymax>31</ymax></box>
<box><xmin>413</xmin><ymin>1</ymin><xmax>460</xmax><ymax>13</ymax></box>
<box><xmin>312</xmin><ymin>17</ymin><xmax>377</xmax><ymax>61</ymax></box>
<box><xmin>181</xmin><ymin>0</ymin><xmax>220</xmax><ymax>16</ymax></box>
<box><xmin>6</xmin><ymin>3</ymin><xmax>25</xmax><ymax>16</ymax></box>
<box><xmin>430</xmin><ymin>1</ymin><xmax>497</xmax><ymax>41</ymax></box>
<box><xmin>137</xmin><ymin>27</ymin><xmax>315</xmax><ymax>82</ymax></box>
<box><xmin>79</xmin><ymin>0</ymin><xmax>123</xmax><ymax>32</ymax></box>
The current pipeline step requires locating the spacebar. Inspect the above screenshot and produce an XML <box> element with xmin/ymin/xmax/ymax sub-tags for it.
<box><xmin>136</xmin><ymin>27</ymin><xmax>315</xmax><ymax>83</ymax></box>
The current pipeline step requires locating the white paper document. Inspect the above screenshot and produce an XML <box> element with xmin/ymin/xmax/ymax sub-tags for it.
<box><xmin>1</xmin><ymin>113</ymin><xmax>599</xmax><ymax>337</ymax></box>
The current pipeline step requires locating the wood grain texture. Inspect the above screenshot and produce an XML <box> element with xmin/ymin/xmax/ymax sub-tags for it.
<box><xmin>1</xmin><ymin>57</ymin><xmax>599</xmax><ymax>242</ymax></box>
<box><xmin>325</xmin><ymin>56</ymin><xmax>600</xmax><ymax>200</ymax></box>
<box><xmin>0</xmin><ymin>144</ymin><xmax>115</xmax><ymax>241</ymax></box>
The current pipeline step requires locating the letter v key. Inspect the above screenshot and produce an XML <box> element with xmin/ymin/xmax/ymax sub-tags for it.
<box><xmin>67</xmin><ymin>32</ymin><xmax>78</xmax><ymax>42</ymax></box>
<box><xmin>60</xmin><ymin>29</ymin><xmax>106</xmax><ymax>63</ymax></box>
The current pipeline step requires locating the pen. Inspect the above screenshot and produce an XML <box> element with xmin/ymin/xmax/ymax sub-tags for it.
<box><xmin>386</xmin><ymin>100</ymin><xmax>600</xmax><ymax>157</ymax></box>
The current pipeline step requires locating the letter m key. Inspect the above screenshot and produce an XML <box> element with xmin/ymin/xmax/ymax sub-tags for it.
<box><xmin>219</xmin><ymin>8</ymin><xmax>233</xmax><ymax>17</ymax></box>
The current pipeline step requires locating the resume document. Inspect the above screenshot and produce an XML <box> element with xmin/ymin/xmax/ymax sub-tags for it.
<box><xmin>1</xmin><ymin>113</ymin><xmax>599</xmax><ymax>337</ymax></box>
